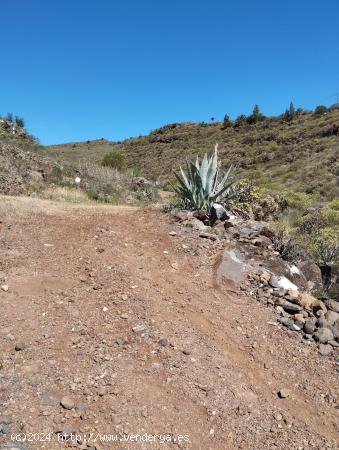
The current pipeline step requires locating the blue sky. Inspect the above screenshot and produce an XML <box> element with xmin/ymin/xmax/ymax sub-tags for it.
<box><xmin>1</xmin><ymin>0</ymin><xmax>338</xmax><ymax>145</ymax></box>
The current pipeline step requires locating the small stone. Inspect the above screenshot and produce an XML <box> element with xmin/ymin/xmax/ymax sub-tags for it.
<box><xmin>324</xmin><ymin>299</ymin><xmax>339</xmax><ymax>313</ymax></box>
<box><xmin>278</xmin><ymin>389</ymin><xmax>290</xmax><ymax>398</ymax></box>
<box><xmin>183</xmin><ymin>349</ymin><xmax>191</xmax><ymax>355</ymax></box>
<box><xmin>120</xmin><ymin>314</ymin><xmax>129</xmax><ymax>319</ymax></box>
<box><xmin>0</xmin><ymin>415</ymin><xmax>12</xmax><ymax>425</ymax></box>
<box><xmin>111</xmin><ymin>414</ymin><xmax>121</xmax><ymax>425</ymax></box>
<box><xmin>169</xmin><ymin>231</ymin><xmax>177</xmax><ymax>236</ymax></box>
<box><xmin>269</xmin><ymin>276</ymin><xmax>279</xmax><ymax>288</ymax></box>
<box><xmin>318</xmin><ymin>344</ymin><xmax>332</xmax><ymax>356</ymax></box>
<box><xmin>324</xmin><ymin>310</ymin><xmax>339</xmax><ymax>326</ymax></box>
<box><xmin>313</xmin><ymin>327</ymin><xmax>334</xmax><ymax>344</ymax></box>
<box><xmin>159</xmin><ymin>338</ymin><xmax>168</xmax><ymax>347</ymax></box>
<box><xmin>132</xmin><ymin>324</ymin><xmax>146</xmax><ymax>333</ymax></box>
<box><xmin>1</xmin><ymin>285</ymin><xmax>9</xmax><ymax>292</ymax></box>
<box><xmin>274</xmin><ymin>412</ymin><xmax>283</xmax><ymax>421</ymax></box>
<box><xmin>60</xmin><ymin>396</ymin><xmax>75</xmax><ymax>410</ymax></box>
<box><xmin>97</xmin><ymin>387</ymin><xmax>106</xmax><ymax>396</ymax></box>
<box><xmin>304</xmin><ymin>319</ymin><xmax>317</xmax><ymax>335</ymax></box>
<box><xmin>15</xmin><ymin>342</ymin><xmax>26</xmax><ymax>351</ymax></box>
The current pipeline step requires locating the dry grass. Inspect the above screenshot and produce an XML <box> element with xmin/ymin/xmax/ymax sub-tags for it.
<box><xmin>40</xmin><ymin>186</ymin><xmax>90</xmax><ymax>203</ymax></box>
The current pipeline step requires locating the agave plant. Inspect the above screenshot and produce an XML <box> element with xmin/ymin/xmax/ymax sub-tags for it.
<box><xmin>172</xmin><ymin>144</ymin><xmax>237</xmax><ymax>211</ymax></box>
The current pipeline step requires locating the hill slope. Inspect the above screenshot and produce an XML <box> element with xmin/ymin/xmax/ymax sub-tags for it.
<box><xmin>47</xmin><ymin>109</ymin><xmax>339</xmax><ymax>201</ymax></box>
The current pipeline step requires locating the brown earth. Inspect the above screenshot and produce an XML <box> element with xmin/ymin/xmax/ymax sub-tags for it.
<box><xmin>0</xmin><ymin>196</ymin><xmax>338</xmax><ymax>450</ymax></box>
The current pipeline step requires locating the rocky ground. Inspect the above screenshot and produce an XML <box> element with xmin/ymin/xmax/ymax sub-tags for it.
<box><xmin>0</xmin><ymin>196</ymin><xmax>338</xmax><ymax>450</ymax></box>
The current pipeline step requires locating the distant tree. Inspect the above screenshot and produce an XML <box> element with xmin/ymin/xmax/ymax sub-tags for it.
<box><xmin>222</xmin><ymin>114</ymin><xmax>232</xmax><ymax>128</ymax></box>
<box><xmin>247</xmin><ymin>104</ymin><xmax>264</xmax><ymax>124</ymax></box>
<box><xmin>6</xmin><ymin>112</ymin><xmax>13</xmax><ymax>122</ymax></box>
<box><xmin>289</xmin><ymin>102</ymin><xmax>295</xmax><ymax>117</ymax></box>
<box><xmin>234</xmin><ymin>114</ymin><xmax>247</xmax><ymax>127</ymax></box>
<box><xmin>314</xmin><ymin>105</ymin><xmax>328</xmax><ymax>115</ymax></box>
<box><xmin>210</xmin><ymin>117</ymin><xmax>215</xmax><ymax>122</ymax></box>
<box><xmin>15</xmin><ymin>116</ymin><xmax>25</xmax><ymax>128</ymax></box>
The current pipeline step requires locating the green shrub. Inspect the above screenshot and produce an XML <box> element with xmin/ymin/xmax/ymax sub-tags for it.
<box><xmin>102</xmin><ymin>151</ymin><xmax>125</xmax><ymax>171</ymax></box>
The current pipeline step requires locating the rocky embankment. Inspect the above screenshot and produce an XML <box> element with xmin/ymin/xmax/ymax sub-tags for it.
<box><xmin>171</xmin><ymin>205</ymin><xmax>339</xmax><ymax>359</ymax></box>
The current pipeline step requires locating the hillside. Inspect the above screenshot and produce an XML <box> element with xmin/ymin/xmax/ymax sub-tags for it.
<box><xmin>47</xmin><ymin>108</ymin><xmax>339</xmax><ymax>201</ymax></box>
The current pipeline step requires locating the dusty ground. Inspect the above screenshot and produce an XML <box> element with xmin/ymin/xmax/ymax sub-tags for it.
<box><xmin>0</xmin><ymin>196</ymin><xmax>338</xmax><ymax>450</ymax></box>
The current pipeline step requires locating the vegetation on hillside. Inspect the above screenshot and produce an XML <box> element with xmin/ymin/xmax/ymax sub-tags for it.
<box><xmin>47</xmin><ymin>106</ymin><xmax>339</xmax><ymax>203</ymax></box>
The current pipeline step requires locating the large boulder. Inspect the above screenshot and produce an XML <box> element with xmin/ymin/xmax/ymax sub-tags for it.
<box><xmin>298</xmin><ymin>260</ymin><xmax>323</xmax><ymax>291</ymax></box>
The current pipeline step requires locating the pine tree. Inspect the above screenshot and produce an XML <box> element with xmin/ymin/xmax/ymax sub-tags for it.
<box><xmin>289</xmin><ymin>102</ymin><xmax>295</xmax><ymax>117</ymax></box>
<box><xmin>222</xmin><ymin>114</ymin><xmax>232</xmax><ymax>128</ymax></box>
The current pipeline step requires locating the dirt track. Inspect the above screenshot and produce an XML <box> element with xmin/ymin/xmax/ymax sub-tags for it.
<box><xmin>0</xmin><ymin>196</ymin><xmax>338</xmax><ymax>450</ymax></box>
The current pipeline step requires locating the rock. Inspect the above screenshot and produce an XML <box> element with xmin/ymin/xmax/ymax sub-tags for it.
<box><xmin>278</xmin><ymin>389</ymin><xmax>290</xmax><ymax>398</ymax></box>
<box><xmin>324</xmin><ymin>310</ymin><xmax>339</xmax><ymax>325</ymax></box>
<box><xmin>210</xmin><ymin>203</ymin><xmax>229</xmax><ymax>223</ymax></box>
<box><xmin>41</xmin><ymin>390</ymin><xmax>62</xmax><ymax>406</ymax></box>
<box><xmin>275</xmin><ymin>298</ymin><xmax>302</xmax><ymax>313</ymax></box>
<box><xmin>60</xmin><ymin>396</ymin><xmax>75</xmax><ymax>410</ymax></box>
<box><xmin>317</xmin><ymin>316</ymin><xmax>330</xmax><ymax>328</ymax></box>
<box><xmin>183</xmin><ymin>349</ymin><xmax>191</xmax><ymax>355</ymax></box>
<box><xmin>318</xmin><ymin>344</ymin><xmax>332</xmax><ymax>356</ymax></box>
<box><xmin>328</xmin><ymin>340</ymin><xmax>339</xmax><ymax>347</ymax></box>
<box><xmin>159</xmin><ymin>338</ymin><xmax>168</xmax><ymax>347</ymax></box>
<box><xmin>293</xmin><ymin>314</ymin><xmax>305</xmax><ymax>323</ymax></box>
<box><xmin>324</xmin><ymin>299</ymin><xmax>339</xmax><ymax>313</ymax></box>
<box><xmin>199</xmin><ymin>232</ymin><xmax>218</xmax><ymax>241</ymax></box>
<box><xmin>300</xmin><ymin>294</ymin><xmax>327</xmax><ymax>317</ymax></box>
<box><xmin>97</xmin><ymin>386</ymin><xmax>106</xmax><ymax>396</ymax></box>
<box><xmin>298</xmin><ymin>261</ymin><xmax>323</xmax><ymax>290</ymax></box>
<box><xmin>330</xmin><ymin>322</ymin><xmax>339</xmax><ymax>339</ymax></box>
<box><xmin>304</xmin><ymin>319</ymin><xmax>317</xmax><ymax>335</ymax></box>
<box><xmin>252</xmin><ymin>236</ymin><xmax>273</xmax><ymax>248</ymax></box>
<box><xmin>169</xmin><ymin>231</ymin><xmax>177</xmax><ymax>236</ymax></box>
<box><xmin>111</xmin><ymin>414</ymin><xmax>121</xmax><ymax>426</ymax></box>
<box><xmin>269</xmin><ymin>276</ymin><xmax>280</xmax><ymax>288</ymax></box>
<box><xmin>284</xmin><ymin>289</ymin><xmax>300</xmax><ymax>304</ymax></box>
<box><xmin>279</xmin><ymin>317</ymin><xmax>295</xmax><ymax>331</ymax></box>
<box><xmin>185</xmin><ymin>217</ymin><xmax>207</xmax><ymax>232</ymax></box>
<box><xmin>273</xmin><ymin>412</ymin><xmax>283</xmax><ymax>421</ymax></box>
<box><xmin>313</xmin><ymin>327</ymin><xmax>334</xmax><ymax>344</ymax></box>
<box><xmin>0</xmin><ymin>415</ymin><xmax>12</xmax><ymax>425</ymax></box>
<box><xmin>1</xmin><ymin>285</ymin><xmax>9</xmax><ymax>292</ymax></box>
<box><xmin>282</xmin><ymin>302</ymin><xmax>302</xmax><ymax>314</ymax></box>
<box><xmin>132</xmin><ymin>324</ymin><xmax>146</xmax><ymax>334</ymax></box>
<box><xmin>15</xmin><ymin>342</ymin><xmax>26</xmax><ymax>351</ymax></box>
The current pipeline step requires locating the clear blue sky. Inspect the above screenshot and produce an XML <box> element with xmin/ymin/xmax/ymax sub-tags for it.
<box><xmin>1</xmin><ymin>0</ymin><xmax>338</xmax><ymax>145</ymax></box>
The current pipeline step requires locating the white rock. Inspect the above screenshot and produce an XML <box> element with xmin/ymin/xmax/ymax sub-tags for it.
<box><xmin>290</xmin><ymin>265</ymin><xmax>300</xmax><ymax>275</ymax></box>
<box><xmin>277</xmin><ymin>276</ymin><xmax>298</xmax><ymax>291</ymax></box>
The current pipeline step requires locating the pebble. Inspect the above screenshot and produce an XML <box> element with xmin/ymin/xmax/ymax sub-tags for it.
<box><xmin>15</xmin><ymin>342</ymin><xmax>26</xmax><ymax>351</ymax></box>
<box><xmin>132</xmin><ymin>324</ymin><xmax>146</xmax><ymax>333</ymax></box>
<box><xmin>1</xmin><ymin>285</ymin><xmax>9</xmax><ymax>292</ymax></box>
<box><xmin>159</xmin><ymin>338</ymin><xmax>168</xmax><ymax>347</ymax></box>
<box><xmin>169</xmin><ymin>231</ymin><xmax>177</xmax><ymax>236</ymax></box>
<box><xmin>278</xmin><ymin>389</ymin><xmax>290</xmax><ymax>398</ymax></box>
<box><xmin>111</xmin><ymin>414</ymin><xmax>121</xmax><ymax>425</ymax></box>
<box><xmin>318</xmin><ymin>344</ymin><xmax>332</xmax><ymax>356</ymax></box>
<box><xmin>60</xmin><ymin>396</ymin><xmax>75</xmax><ymax>410</ymax></box>
<box><xmin>120</xmin><ymin>314</ymin><xmax>129</xmax><ymax>320</ymax></box>
<box><xmin>274</xmin><ymin>412</ymin><xmax>283</xmax><ymax>421</ymax></box>
<box><xmin>269</xmin><ymin>276</ymin><xmax>279</xmax><ymax>288</ymax></box>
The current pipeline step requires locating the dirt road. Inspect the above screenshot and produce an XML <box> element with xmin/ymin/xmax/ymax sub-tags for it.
<box><xmin>0</xmin><ymin>196</ymin><xmax>338</xmax><ymax>449</ymax></box>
